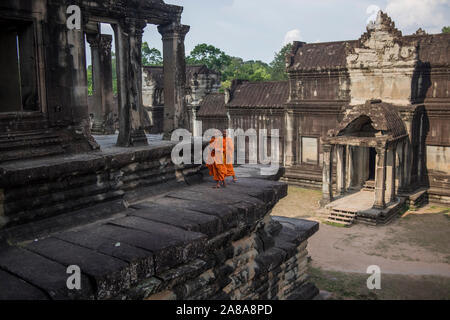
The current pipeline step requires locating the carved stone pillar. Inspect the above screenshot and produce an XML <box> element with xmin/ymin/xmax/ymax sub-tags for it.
<box><xmin>86</xmin><ymin>33</ymin><xmax>102</xmax><ymax>132</ymax></box>
<box><xmin>386</xmin><ymin>146</ymin><xmax>396</xmax><ymax>203</ymax></box>
<box><xmin>402</xmin><ymin>113</ymin><xmax>414</xmax><ymax>191</ymax></box>
<box><xmin>322</xmin><ymin>144</ymin><xmax>334</xmax><ymax>205</ymax></box>
<box><xmin>99</xmin><ymin>34</ymin><xmax>115</xmax><ymax>134</ymax></box>
<box><xmin>346</xmin><ymin>145</ymin><xmax>354</xmax><ymax>190</ymax></box>
<box><xmin>158</xmin><ymin>23</ymin><xmax>190</xmax><ymax>139</ymax></box>
<box><xmin>417</xmin><ymin>112</ymin><xmax>425</xmax><ymax>185</ymax></box>
<box><xmin>374</xmin><ymin>146</ymin><xmax>387</xmax><ymax>209</ymax></box>
<box><xmin>284</xmin><ymin>110</ymin><xmax>294</xmax><ymax>166</ymax></box>
<box><xmin>396</xmin><ymin>141</ymin><xmax>405</xmax><ymax>193</ymax></box>
<box><xmin>114</xmin><ymin>19</ymin><xmax>148</xmax><ymax>147</ymax></box>
<box><xmin>87</xmin><ymin>34</ymin><xmax>115</xmax><ymax>135</ymax></box>
<box><xmin>336</xmin><ymin>145</ymin><xmax>346</xmax><ymax>196</ymax></box>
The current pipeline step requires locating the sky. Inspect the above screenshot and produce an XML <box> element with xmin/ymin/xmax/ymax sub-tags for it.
<box><xmin>90</xmin><ymin>0</ymin><xmax>450</xmax><ymax>65</ymax></box>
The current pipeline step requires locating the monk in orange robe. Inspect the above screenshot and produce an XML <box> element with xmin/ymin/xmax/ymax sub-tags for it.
<box><xmin>206</xmin><ymin>136</ymin><xmax>227</xmax><ymax>188</ymax></box>
<box><xmin>206</xmin><ymin>130</ymin><xmax>237</xmax><ymax>188</ymax></box>
<box><xmin>223</xmin><ymin>130</ymin><xmax>237</xmax><ymax>183</ymax></box>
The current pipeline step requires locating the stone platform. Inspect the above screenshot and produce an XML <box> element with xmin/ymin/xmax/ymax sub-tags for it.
<box><xmin>0</xmin><ymin>177</ymin><xmax>318</xmax><ymax>300</ymax></box>
<box><xmin>0</xmin><ymin>139</ymin><xmax>319</xmax><ymax>300</ymax></box>
<box><xmin>326</xmin><ymin>190</ymin><xmax>406</xmax><ymax>226</ymax></box>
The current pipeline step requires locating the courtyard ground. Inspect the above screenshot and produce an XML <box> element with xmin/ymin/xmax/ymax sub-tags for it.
<box><xmin>271</xmin><ymin>186</ymin><xmax>450</xmax><ymax>300</ymax></box>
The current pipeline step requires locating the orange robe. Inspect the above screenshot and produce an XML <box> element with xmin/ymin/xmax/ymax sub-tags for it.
<box><xmin>206</xmin><ymin>137</ymin><xmax>227</xmax><ymax>182</ymax></box>
<box><xmin>223</xmin><ymin>137</ymin><xmax>235</xmax><ymax>178</ymax></box>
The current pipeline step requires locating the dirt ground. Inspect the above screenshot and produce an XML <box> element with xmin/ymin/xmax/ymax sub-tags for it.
<box><xmin>271</xmin><ymin>186</ymin><xmax>450</xmax><ymax>300</ymax></box>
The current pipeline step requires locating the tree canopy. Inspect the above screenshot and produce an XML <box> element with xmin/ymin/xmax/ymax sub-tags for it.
<box><xmin>186</xmin><ymin>43</ymin><xmax>292</xmax><ymax>90</ymax></box>
<box><xmin>88</xmin><ymin>42</ymin><xmax>293</xmax><ymax>95</ymax></box>
<box><xmin>142</xmin><ymin>42</ymin><xmax>163</xmax><ymax>66</ymax></box>
<box><xmin>186</xmin><ymin>43</ymin><xmax>232</xmax><ymax>73</ymax></box>
<box><xmin>443</xmin><ymin>26</ymin><xmax>450</xmax><ymax>34</ymax></box>
<box><xmin>269</xmin><ymin>43</ymin><xmax>292</xmax><ymax>81</ymax></box>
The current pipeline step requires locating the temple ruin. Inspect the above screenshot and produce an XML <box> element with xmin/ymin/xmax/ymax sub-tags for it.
<box><xmin>142</xmin><ymin>65</ymin><xmax>221</xmax><ymax>135</ymax></box>
<box><xmin>197</xmin><ymin>11</ymin><xmax>450</xmax><ymax>225</ymax></box>
<box><xmin>0</xmin><ymin>0</ymin><xmax>319</xmax><ymax>300</ymax></box>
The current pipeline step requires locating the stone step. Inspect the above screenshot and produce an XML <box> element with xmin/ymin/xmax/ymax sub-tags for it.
<box><xmin>327</xmin><ymin>208</ymin><xmax>357</xmax><ymax>225</ymax></box>
<box><xmin>0</xmin><ymin>130</ymin><xmax>66</xmax><ymax>162</ymax></box>
<box><xmin>330</xmin><ymin>211</ymin><xmax>357</xmax><ymax>218</ymax></box>
<box><xmin>329</xmin><ymin>214</ymin><xmax>354</xmax><ymax>222</ymax></box>
<box><xmin>363</xmin><ymin>180</ymin><xmax>375</xmax><ymax>191</ymax></box>
<box><xmin>326</xmin><ymin>218</ymin><xmax>352</xmax><ymax>226</ymax></box>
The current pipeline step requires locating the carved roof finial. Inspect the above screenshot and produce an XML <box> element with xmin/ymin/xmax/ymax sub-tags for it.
<box><xmin>360</xmin><ymin>10</ymin><xmax>402</xmax><ymax>45</ymax></box>
<box><xmin>414</xmin><ymin>28</ymin><xmax>428</xmax><ymax>35</ymax></box>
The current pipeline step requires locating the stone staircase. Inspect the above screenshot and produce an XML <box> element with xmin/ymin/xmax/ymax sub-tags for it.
<box><xmin>0</xmin><ymin>130</ymin><xmax>65</xmax><ymax>162</ymax></box>
<box><xmin>326</xmin><ymin>207</ymin><xmax>357</xmax><ymax>226</ymax></box>
<box><xmin>362</xmin><ymin>180</ymin><xmax>375</xmax><ymax>192</ymax></box>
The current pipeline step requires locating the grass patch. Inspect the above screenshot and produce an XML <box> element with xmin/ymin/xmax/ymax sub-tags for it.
<box><xmin>309</xmin><ymin>266</ymin><xmax>450</xmax><ymax>300</ymax></box>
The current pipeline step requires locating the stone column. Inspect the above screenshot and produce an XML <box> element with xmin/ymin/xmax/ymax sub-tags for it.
<box><xmin>386</xmin><ymin>146</ymin><xmax>396</xmax><ymax>203</ymax></box>
<box><xmin>373</xmin><ymin>146</ymin><xmax>387</xmax><ymax>209</ymax></box>
<box><xmin>321</xmin><ymin>144</ymin><xmax>334</xmax><ymax>205</ymax></box>
<box><xmin>402</xmin><ymin>114</ymin><xmax>414</xmax><ymax>191</ymax></box>
<box><xmin>114</xmin><ymin>19</ymin><xmax>148</xmax><ymax>147</ymax></box>
<box><xmin>86</xmin><ymin>33</ymin><xmax>102</xmax><ymax>132</ymax></box>
<box><xmin>346</xmin><ymin>145</ymin><xmax>354</xmax><ymax>190</ymax></box>
<box><xmin>396</xmin><ymin>142</ymin><xmax>405</xmax><ymax>193</ymax></box>
<box><xmin>284</xmin><ymin>110</ymin><xmax>294</xmax><ymax>166</ymax></box>
<box><xmin>336</xmin><ymin>145</ymin><xmax>346</xmax><ymax>196</ymax></box>
<box><xmin>158</xmin><ymin>23</ymin><xmax>190</xmax><ymax>139</ymax></box>
<box><xmin>99</xmin><ymin>34</ymin><xmax>115</xmax><ymax>134</ymax></box>
<box><xmin>417</xmin><ymin>113</ymin><xmax>425</xmax><ymax>185</ymax></box>
<box><xmin>86</xmin><ymin>34</ymin><xmax>115</xmax><ymax>135</ymax></box>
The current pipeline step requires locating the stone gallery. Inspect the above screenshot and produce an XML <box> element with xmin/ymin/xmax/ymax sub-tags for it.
<box><xmin>0</xmin><ymin>0</ymin><xmax>319</xmax><ymax>300</ymax></box>
<box><xmin>197</xmin><ymin>11</ymin><xmax>450</xmax><ymax>226</ymax></box>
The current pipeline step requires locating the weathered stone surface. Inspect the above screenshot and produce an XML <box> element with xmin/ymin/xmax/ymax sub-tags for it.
<box><xmin>78</xmin><ymin>224</ymin><xmax>190</xmax><ymax>274</ymax></box>
<box><xmin>55</xmin><ymin>230</ymin><xmax>155</xmax><ymax>282</ymax></box>
<box><xmin>272</xmin><ymin>217</ymin><xmax>319</xmax><ymax>245</ymax></box>
<box><xmin>0</xmin><ymin>141</ymin><xmax>204</xmax><ymax>238</ymax></box>
<box><xmin>129</xmin><ymin>202</ymin><xmax>222</xmax><ymax>237</ymax></box>
<box><xmin>26</xmin><ymin>238</ymin><xmax>131</xmax><ymax>299</ymax></box>
<box><xmin>0</xmin><ymin>269</ymin><xmax>48</xmax><ymax>300</ymax></box>
<box><xmin>0</xmin><ymin>169</ymin><xmax>318</xmax><ymax>300</ymax></box>
<box><xmin>0</xmin><ymin>246</ymin><xmax>94</xmax><ymax>299</ymax></box>
<box><xmin>108</xmin><ymin>216</ymin><xmax>207</xmax><ymax>260</ymax></box>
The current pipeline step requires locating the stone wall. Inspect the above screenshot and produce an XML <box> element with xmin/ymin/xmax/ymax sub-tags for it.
<box><xmin>0</xmin><ymin>162</ymin><xmax>319</xmax><ymax>300</ymax></box>
<box><xmin>0</xmin><ymin>141</ymin><xmax>203</xmax><ymax>241</ymax></box>
<box><xmin>140</xmin><ymin>216</ymin><xmax>318</xmax><ymax>300</ymax></box>
<box><xmin>347</xmin><ymin>12</ymin><xmax>417</xmax><ymax>106</ymax></box>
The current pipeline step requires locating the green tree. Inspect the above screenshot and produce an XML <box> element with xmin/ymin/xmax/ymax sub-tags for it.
<box><xmin>87</xmin><ymin>52</ymin><xmax>117</xmax><ymax>96</ymax></box>
<box><xmin>142</xmin><ymin>42</ymin><xmax>163</xmax><ymax>66</ymax></box>
<box><xmin>186</xmin><ymin>43</ymin><xmax>232</xmax><ymax>74</ymax></box>
<box><xmin>222</xmin><ymin>58</ymin><xmax>271</xmax><ymax>81</ymax></box>
<box><xmin>269</xmin><ymin>43</ymin><xmax>292</xmax><ymax>81</ymax></box>
<box><xmin>442</xmin><ymin>26</ymin><xmax>450</xmax><ymax>33</ymax></box>
<box><xmin>111</xmin><ymin>52</ymin><xmax>117</xmax><ymax>96</ymax></box>
<box><xmin>87</xmin><ymin>65</ymin><xmax>93</xmax><ymax>96</ymax></box>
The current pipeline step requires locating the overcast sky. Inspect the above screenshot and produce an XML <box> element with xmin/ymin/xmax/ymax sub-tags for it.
<box><xmin>91</xmin><ymin>0</ymin><xmax>449</xmax><ymax>65</ymax></box>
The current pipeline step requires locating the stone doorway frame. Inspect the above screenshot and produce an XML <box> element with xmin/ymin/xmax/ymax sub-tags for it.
<box><xmin>321</xmin><ymin>101</ymin><xmax>409</xmax><ymax>209</ymax></box>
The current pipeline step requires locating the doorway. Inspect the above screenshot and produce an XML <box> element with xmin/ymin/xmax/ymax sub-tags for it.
<box><xmin>369</xmin><ymin>147</ymin><xmax>376</xmax><ymax>180</ymax></box>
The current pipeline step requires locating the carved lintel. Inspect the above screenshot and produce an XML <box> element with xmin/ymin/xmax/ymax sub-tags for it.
<box><xmin>158</xmin><ymin>22</ymin><xmax>190</xmax><ymax>40</ymax></box>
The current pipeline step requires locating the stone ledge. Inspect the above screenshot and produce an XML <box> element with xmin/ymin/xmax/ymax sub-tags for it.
<box><xmin>0</xmin><ymin>178</ymin><xmax>308</xmax><ymax>300</ymax></box>
<box><xmin>0</xmin><ymin>142</ymin><xmax>203</xmax><ymax>234</ymax></box>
